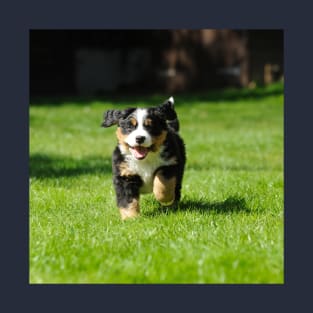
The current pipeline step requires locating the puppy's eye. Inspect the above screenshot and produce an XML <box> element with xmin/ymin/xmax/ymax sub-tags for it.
<box><xmin>119</xmin><ymin>117</ymin><xmax>137</xmax><ymax>134</ymax></box>
<box><xmin>126</xmin><ymin>118</ymin><xmax>137</xmax><ymax>130</ymax></box>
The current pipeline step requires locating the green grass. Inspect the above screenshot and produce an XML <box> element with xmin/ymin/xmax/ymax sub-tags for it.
<box><xmin>29</xmin><ymin>83</ymin><xmax>284</xmax><ymax>284</ymax></box>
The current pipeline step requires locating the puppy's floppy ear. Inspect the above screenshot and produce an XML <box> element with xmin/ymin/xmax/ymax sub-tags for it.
<box><xmin>101</xmin><ymin>109</ymin><xmax>123</xmax><ymax>127</ymax></box>
<box><xmin>101</xmin><ymin>108</ymin><xmax>135</xmax><ymax>127</ymax></box>
<box><xmin>156</xmin><ymin>96</ymin><xmax>177</xmax><ymax>120</ymax></box>
<box><xmin>155</xmin><ymin>97</ymin><xmax>179</xmax><ymax>132</ymax></box>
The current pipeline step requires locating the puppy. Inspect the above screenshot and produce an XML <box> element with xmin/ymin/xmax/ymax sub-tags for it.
<box><xmin>102</xmin><ymin>97</ymin><xmax>186</xmax><ymax>220</ymax></box>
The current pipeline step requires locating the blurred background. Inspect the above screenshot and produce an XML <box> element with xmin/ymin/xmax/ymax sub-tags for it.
<box><xmin>30</xmin><ymin>29</ymin><xmax>283</xmax><ymax>99</ymax></box>
<box><xmin>30</xmin><ymin>30</ymin><xmax>284</xmax><ymax>283</ymax></box>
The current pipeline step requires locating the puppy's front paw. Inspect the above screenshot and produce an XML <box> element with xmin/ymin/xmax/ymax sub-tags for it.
<box><xmin>119</xmin><ymin>199</ymin><xmax>140</xmax><ymax>220</ymax></box>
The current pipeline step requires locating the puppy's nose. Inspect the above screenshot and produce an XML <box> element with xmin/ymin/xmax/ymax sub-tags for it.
<box><xmin>135</xmin><ymin>136</ymin><xmax>146</xmax><ymax>144</ymax></box>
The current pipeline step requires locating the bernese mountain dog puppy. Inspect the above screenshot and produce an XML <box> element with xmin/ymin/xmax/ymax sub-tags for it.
<box><xmin>101</xmin><ymin>97</ymin><xmax>186</xmax><ymax>220</ymax></box>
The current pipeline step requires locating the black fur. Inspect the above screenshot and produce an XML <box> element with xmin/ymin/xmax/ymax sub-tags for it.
<box><xmin>111</xmin><ymin>146</ymin><xmax>143</xmax><ymax>208</ymax></box>
<box><xmin>150</xmin><ymin>99</ymin><xmax>180</xmax><ymax>132</ymax></box>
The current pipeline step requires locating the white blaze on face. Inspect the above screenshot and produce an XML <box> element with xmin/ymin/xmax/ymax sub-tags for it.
<box><xmin>125</xmin><ymin>109</ymin><xmax>152</xmax><ymax>148</ymax></box>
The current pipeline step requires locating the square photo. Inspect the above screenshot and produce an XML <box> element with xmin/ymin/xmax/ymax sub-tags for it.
<box><xmin>29</xmin><ymin>29</ymin><xmax>284</xmax><ymax>284</ymax></box>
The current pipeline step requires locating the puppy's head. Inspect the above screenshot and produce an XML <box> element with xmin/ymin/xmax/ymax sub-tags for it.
<box><xmin>102</xmin><ymin>97</ymin><xmax>177</xmax><ymax>160</ymax></box>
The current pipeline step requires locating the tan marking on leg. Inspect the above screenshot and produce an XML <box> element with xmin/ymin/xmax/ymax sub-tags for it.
<box><xmin>153</xmin><ymin>172</ymin><xmax>176</xmax><ymax>206</ymax></box>
<box><xmin>119</xmin><ymin>199</ymin><xmax>140</xmax><ymax>220</ymax></box>
<box><xmin>116</xmin><ymin>127</ymin><xmax>129</xmax><ymax>151</ymax></box>
<box><xmin>118</xmin><ymin>162</ymin><xmax>135</xmax><ymax>176</ymax></box>
<box><xmin>151</xmin><ymin>130</ymin><xmax>167</xmax><ymax>152</ymax></box>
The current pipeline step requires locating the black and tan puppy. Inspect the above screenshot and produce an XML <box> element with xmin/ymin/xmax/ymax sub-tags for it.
<box><xmin>102</xmin><ymin>97</ymin><xmax>186</xmax><ymax>220</ymax></box>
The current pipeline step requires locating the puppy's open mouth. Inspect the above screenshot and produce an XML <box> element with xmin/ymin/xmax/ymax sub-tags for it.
<box><xmin>129</xmin><ymin>145</ymin><xmax>150</xmax><ymax>160</ymax></box>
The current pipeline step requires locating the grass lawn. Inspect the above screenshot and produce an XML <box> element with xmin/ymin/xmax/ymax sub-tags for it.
<box><xmin>29</xmin><ymin>83</ymin><xmax>284</xmax><ymax>284</ymax></box>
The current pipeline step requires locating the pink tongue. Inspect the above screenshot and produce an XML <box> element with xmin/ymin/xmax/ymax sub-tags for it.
<box><xmin>131</xmin><ymin>146</ymin><xmax>148</xmax><ymax>159</ymax></box>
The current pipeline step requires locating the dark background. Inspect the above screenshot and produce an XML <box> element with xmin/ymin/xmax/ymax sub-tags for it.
<box><xmin>30</xmin><ymin>29</ymin><xmax>283</xmax><ymax>99</ymax></box>
<box><xmin>3</xmin><ymin>0</ymin><xmax>313</xmax><ymax>309</ymax></box>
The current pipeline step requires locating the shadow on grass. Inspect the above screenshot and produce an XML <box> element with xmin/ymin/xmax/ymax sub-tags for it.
<box><xmin>30</xmin><ymin>153</ymin><xmax>112</xmax><ymax>178</ymax></box>
<box><xmin>30</xmin><ymin>83</ymin><xmax>283</xmax><ymax>107</ymax></box>
<box><xmin>186</xmin><ymin>162</ymin><xmax>276</xmax><ymax>172</ymax></box>
<box><xmin>145</xmin><ymin>196</ymin><xmax>251</xmax><ymax>217</ymax></box>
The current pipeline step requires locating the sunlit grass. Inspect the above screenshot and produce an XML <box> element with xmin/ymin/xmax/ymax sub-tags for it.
<box><xmin>30</xmin><ymin>83</ymin><xmax>284</xmax><ymax>283</ymax></box>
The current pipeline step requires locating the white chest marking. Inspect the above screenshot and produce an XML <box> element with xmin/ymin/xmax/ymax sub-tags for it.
<box><xmin>124</xmin><ymin>148</ymin><xmax>176</xmax><ymax>193</ymax></box>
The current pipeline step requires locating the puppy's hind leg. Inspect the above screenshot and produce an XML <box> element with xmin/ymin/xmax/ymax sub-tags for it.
<box><xmin>153</xmin><ymin>168</ymin><xmax>176</xmax><ymax>206</ymax></box>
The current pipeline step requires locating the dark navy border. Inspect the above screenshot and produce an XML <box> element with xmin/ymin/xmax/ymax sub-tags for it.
<box><xmin>1</xmin><ymin>0</ymin><xmax>312</xmax><ymax>312</ymax></box>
